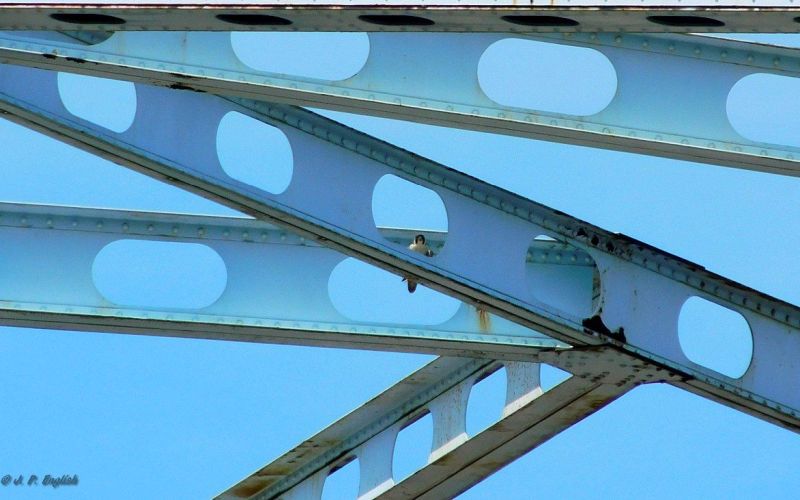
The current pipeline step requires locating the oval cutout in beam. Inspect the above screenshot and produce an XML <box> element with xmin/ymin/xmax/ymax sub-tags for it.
<box><xmin>372</xmin><ymin>174</ymin><xmax>448</xmax><ymax>232</ymax></box>
<box><xmin>231</xmin><ymin>32</ymin><xmax>370</xmax><ymax>81</ymax></box>
<box><xmin>393</xmin><ymin>412</ymin><xmax>432</xmax><ymax>481</ymax></box>
<box><xmin>217</xmin><ymin>14</ymin><xmax>292</xmax><ymax>26</ymax></box>
<box><xmin>93</xmin><ymin>240</ymin><xmax>227</xmax><ymax>309</ymax></box>
<box><xmin>50</xmin><ymin>13</ymin><xmax>125</xmax><ymax>25</ymax></box>
<box><xmin>466</xmin><ymin>366</ymin><xmax>507</xmax><ymax>436</ymax></box>
<box><xmin>478</xmin><ymin>38</ymin><xmax>617</xmax><ymax>116</ymax></box>
<box><xmin>502</xmin><ymin>15</ymin><xmax>579</xmax><ymax>27</ymax></box>
<box><xmin>678</xmin><ymin>296</ymin><xmax>753</xmax><ymax>379</ymax></box>
<box><xmin>216</xmin><ymin>111</ymin><xmax>293</xmax><ymax>194</ymax></box>
<box><xmin>359</xmin><ymin>15</ymin><xmax>434</xmax><ymax>26</ymax></box>
<box><xmin>321</xmin><ymin>457</ymin><xmax>359</xmax><ymax>500</ymax></box>
<box><xmin>57</xmin><ymin>72</ymin><xmax>137</xmax><ymax>133</ymax></box>
<box><xmin>328</xmin><ymin>258</ymin><xmax>459</xmax><ymax>325</ymax></box>
<box><xmin>728</xmin><ymin>73</ymin><xmax>800</xmax><ymax>148</ymax></box>
<box><xmin>647</xmin><ymin>16</ymin><xmax>725</xmax><ymax>27</ymax></box>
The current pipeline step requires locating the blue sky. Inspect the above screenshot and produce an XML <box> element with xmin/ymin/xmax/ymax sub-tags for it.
<box><xmin>1</xmin><ymin>31</ymin><xmax>800</xmax><ymax>498</ymax></box>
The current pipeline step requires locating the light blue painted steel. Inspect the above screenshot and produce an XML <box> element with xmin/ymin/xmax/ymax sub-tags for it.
<box><xmin>2</xmin><ymin>31</ymin><xmax>799</xmax><ymax>174</ymax></box>
<box><xmin>0</xmin><ymin>65</ymin><xmax>799</xmax><ymax>429</ymax></box>
<box><xmin>220</xmin><ymin>350</ymin><xmax>644</xmax><ymax>500</ymax></box>
<box><xmin>0</xmin><ymin>202</ymin><xmax>566</xmax><ymax>356</ymax></box>
<box><xmin>217</xmin><ymin>357</ymin><xmax>500</xmax><ymax>499</ymax></box>
<box><xmin>3</xmin><ymin>2</ymin><xmax>800</xmax><ymax>33</ymax></box>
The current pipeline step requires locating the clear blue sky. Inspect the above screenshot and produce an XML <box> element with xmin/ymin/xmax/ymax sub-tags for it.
<box><xmin>1</xmin><ymin>31</ymin><xmax>800</xmax><ymax>499</ymax></box>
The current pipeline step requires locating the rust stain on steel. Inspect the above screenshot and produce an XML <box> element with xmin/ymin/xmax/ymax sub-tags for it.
<box><xmin>229</xmin><ymin>477</ymin><xmax>272</xmax><ymax>498</ymax></box>
<box><xmin>476</xmin><ymin>306</ymin><xmax>491</xmax><ymax>332</ymax></box>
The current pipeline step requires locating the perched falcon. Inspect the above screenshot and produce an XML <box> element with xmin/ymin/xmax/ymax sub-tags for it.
<box><xmin>404</xmin><ymin>234</ymin><xmax>434</xmax><ymax>293</ymax></box>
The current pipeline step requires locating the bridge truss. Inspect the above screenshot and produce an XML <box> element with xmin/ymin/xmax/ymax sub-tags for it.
<box><xmin>1</xmin><ymin>3</ymin><xmax>799</xmax><ymax>498</ymax></box>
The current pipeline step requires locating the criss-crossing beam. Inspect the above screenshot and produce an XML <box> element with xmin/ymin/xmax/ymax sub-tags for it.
<box><xmin>2</xmin><ymin>2</ymin><xmax>800</xmax><ymax>33</ymax></box>
<box><xmin>0</xmin><ymin>65</ymin><xmax>799</xmax><ymax>430</ymax></box>
<box><xmin>2</xmin><ymin>31</ymin><xmax>798</xmax><ymax>176</ymax></box>
<box><xmin>0</xmin><ymin>202</ymin><xmax>568</xmax><ymax>358</ymax></box>
<box><xmin>219</xmin><ymin>350</ymin><xmax>650</xmax><ymax>499</ymax></box>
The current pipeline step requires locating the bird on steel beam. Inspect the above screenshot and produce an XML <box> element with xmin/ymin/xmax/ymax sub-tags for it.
<box><xmin>404</xmin><ymin>233</ymin><xmax>434</xmax><ymax>293</ymax></box>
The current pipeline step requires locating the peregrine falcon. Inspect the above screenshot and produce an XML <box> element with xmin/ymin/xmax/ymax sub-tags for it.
<box><xmin>404</xmin><ymin>233</ymin><xmax>434</xmax><ymax>293</ymax></box>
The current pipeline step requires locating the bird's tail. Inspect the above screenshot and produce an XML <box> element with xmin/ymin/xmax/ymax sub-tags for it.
<box><xmin>407</xmin><ymin>279</ymin><xmax>417</xmax><ymax>293</ymax></box>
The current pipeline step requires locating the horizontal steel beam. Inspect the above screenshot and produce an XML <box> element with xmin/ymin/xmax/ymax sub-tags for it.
<box><xmin>1</xmin><ymin>66</ymin><xmax>798</xmax><ymax>430</ymax></box>
<box><xmin>218</xmin><ymin>350</ymin><xmax>641</xmax><ymax>499</ymax></box>
<box><xmin>0</xmin><ymin>202</ymin><xmax>567</xmax><ymax>358</ymax></box>
<box><xmin>3</xmin><ymin>31</ymin><xmax>800</xmax><ymax>176</ymax></box>
<box><xmin>2</xmin><ymin>3</ymin><xmax>800</xmax><ymax>33</ymax></box>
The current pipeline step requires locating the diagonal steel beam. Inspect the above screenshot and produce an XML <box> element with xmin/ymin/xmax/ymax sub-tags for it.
<box><xmin>0</xmin><ymin>65</ymin><xmax>798</xmax><ymax>430</ymax></box>
<box><xmin>218</xmin><ymin>349</ymin><xmax>644</xmax><ymax>499</ymax></box>
<box><xmin>376</xmin><ymin>379</ymin><xmax>629</xmax><ymax>499</ymax></box>
<box><xmin>0</xmin><ymin>202</ymin><xmax>567</xmax><ymax>358</ymax></box>
<box><xmin>2</xmin><ymin>3</ymin><xmax>800</xmax><ymax>33</ymax></box>
<box><xmin>217</xmin><ymin>357</ymin><xmax>496</xmax><ymax>499</ymax></box>
<box><xmin>2</xmin><ymin>31</ymin><xmax>799</xmax><ymax>176</ymax></box>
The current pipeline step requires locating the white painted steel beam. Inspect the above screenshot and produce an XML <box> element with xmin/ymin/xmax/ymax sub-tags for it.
<box><xmin>0</xmin><ymin>66</ymin><xmax>798</xmax><ymax>430</ymax></box>
<box><xmin>0</xmin><ymin>202</ymin><xmax>567</xmax><ymax>358</ymax></box>
<box><xmin>3</xmin><ymin>31</ymin><xmax>800</xmax><ymax>176</ymax></box>
<box><xmin>2</xmin><ymin>2</ymin><xmax>800</xmax><ymax>33</ymax></box>
<box><xmin>218</xmin><ymin>351</ymin><xmax>642</xmax><ymax>499</ymax></box>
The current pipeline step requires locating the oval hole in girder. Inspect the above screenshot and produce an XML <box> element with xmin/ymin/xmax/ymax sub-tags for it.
<box><xmin>231</xmin><ymin>32</ymin><xmax>369</xmax><ymax>81</ymax></box>
<box><xmin>466</xmin><ymin>366</ymin><xmax>507</xmax><ymax>436</ymax></box>
<box><xmin>328</xmin><ymin>258</ymin><xmax>459</xmax><ymax>325</ymax></box>
<box><xmin>727</xmin><ymin>73</ymin><xmax>800</xmax><ymax>148</ymax></box>
<box><xmin>373</xmin><ymin>174</ymin><xmax>448</xmax><ymax>257</ymax></box>
<box><xmin>359</xmin><ymin>14</ymin><xmax>434</xmax><ymax>26</ymax></box>
<box><xmin>526</xmin><ymin>235</ymin><xmax>599</xmax><ymax>318</ymax></box>
<box><xmin>321</xmin><ymin>457</ymin><xmax>359</xmax><ymax>500</ymax></box>
<box><xmin>93</xmin><ymin>240</ymin><xmax>227</xmax><ymax>309</ymax></box>
<box><xmin>216</xmin><ymin>14</ymin><xmax>292</xmax><ymax>26</ymax></box>
<box><xmin>647</xmin><ymin>15</ymin><xmax>725</xmax><ymax>27</ymax></box>
<box><xmin>57</xmin><ymin>73</ymin><xmax>136</xmax><ymax>133</ymax></box>
<box><xmin>393</xmin><ymin>412</ymin><xmax>432</xmax><ymax>481</ymax></box>
<box><xmin>478</xmin><ymin>38</ymin><xmax>616</xmax><ymax>116</ymax></box>
<box><xmin>678</xmin><ymin>297</ymin><xmax>753</xmax><ymax>379</ymax></box>
<box><xmin>50</xmin><ymin>13</ymin><xmax>126</xmax><ymax>25</ymax></box>
<box><xmin>501</xmin><ymin>15</ymin><xmax>579</xmax><ymax>27</ymax></box>
<box><xmin>216</xmin><ymin>111</ymin><xmax>293</xmax><ymax>194</ymax></box>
